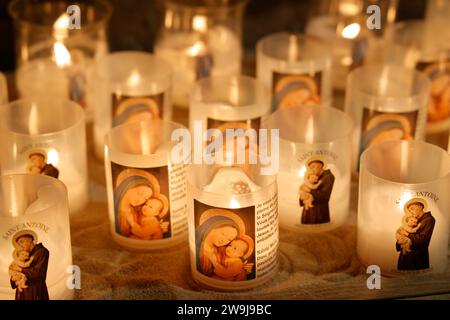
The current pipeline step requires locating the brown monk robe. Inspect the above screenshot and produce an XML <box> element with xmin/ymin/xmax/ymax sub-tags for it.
<box><xmin>11</xmin><ymin>243</ymin><xmax>50</xmax><ymax>300</ymax></box>
<box><xmin>396</xmin><ymin>211</ymin><xmax>435</xmax><ymax>271</ymax></box>
<box><xmin>300</xmin><ymin>169</ymin><xmax>335</xmax><ymax>225</ymax></box>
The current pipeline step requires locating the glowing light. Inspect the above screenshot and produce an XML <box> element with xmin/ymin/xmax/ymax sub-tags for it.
<box><xmin>53</xmin><ymin>13</ymin><xmax>70</xmax><ymax>41</ymax></box>
<box><xmin>187</xmin><ymin>40</ymin><xmax>207</xmax><ymax>56</ymax></box>
<box><xmin>229</xmin><ymin>197</ymin><xmax>241</xmax><ymax>209</ymax></box>
<box><xmin>47</xmin><ymin>149</ymin><xmax>60</xmax><ymax>166</ymax></box>
<box><xmin>192</xmin><ymin>15</ymin><xmax>207</xmax><ymax>33</ymax></box>
<box><xmin>53</xmin><ymin>42</ymin><xmax>72</xmax><ymax>67</ymax></box>
<box><xmin>297</xmin><ymin>166</ymin><xmax>307</xmax><ymax>178</ymax></box>
<box><xmin>127</xmin><ymin>69</ymin><xmax>141</xmax><ymax>86</ymax></box>
<box><xmin>341</xmin><ymin>23</ymin><xmax>361</xmax><ymax>39</ymax></box>
<box><xmin>339</xmin><ymin>2</ymin><xmax>361</xmax><ymax>17</ymax></box>
<box><xmin>28</xmin><ymin>102</ymin><xmax>39</xmax><ymax>135</ymax></box>
<box><xmin>397</xmin><ymin>191</ymin><xmax>414</xmax><ymax>210</ymax></box>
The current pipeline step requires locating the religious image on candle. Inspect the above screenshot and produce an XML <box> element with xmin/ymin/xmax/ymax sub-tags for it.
<box><xmin>26</xmin><ymin>150</ymin><xmax>59</xmax><ymax>179</ymax></box>
<box><xmin>271</xmin><ymin>71</ymin><xmax>321</xmax><ymax>111</ymax></box>
<box><xmin>299</xmin><ymin>157</ymin><xmax>335</xmax><ymax>225</ymax></box>
<box><xmin>359</xmin><ymin>108</ymin><xmax>418</xmax><ymax>160</ymax></box>
<box><xmin>395</xmin><ymin>198</ymin><xmax>435</xmax><ymax>272</ymax></box>
<box><xmin>194</xmin><ymin>202</ymin><xmax>256</xmax><ymax>282</ymax></box>
<box><xmin>112</xmin><ymin>92</ymin><xmax>164</xmax><ymax>127</ymax></box>
<box><xmin>416</xmin><ymin>60</ymin><xmax>450</xmax><ymax>123</ymax></box>
<box><xmin>6</xmin><ymin>230</ymin><xmax>49</xmax><ymax>300</ymax></box>
<box><xmin>111</xmin><ymin>165</ymin><xmax>171</xmax><ymax>240</ymax></box>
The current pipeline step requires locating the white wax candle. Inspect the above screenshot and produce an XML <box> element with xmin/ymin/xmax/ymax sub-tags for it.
<box><xmin>357</xmin><ymin>189</ymin><xmax>449</xmax><ymax>275</ymax></box>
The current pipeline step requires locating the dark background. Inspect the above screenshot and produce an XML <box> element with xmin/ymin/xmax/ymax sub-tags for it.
<box><xmin>0</xmin><ymin>0</ymin><xmax>427</xmax><ymax>72</ymax></box>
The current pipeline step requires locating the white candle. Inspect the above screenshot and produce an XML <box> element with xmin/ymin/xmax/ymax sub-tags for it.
<box><xmin>155</xmin><ymin>25</ymin><xmax>241</xmax><ymax>109</ymax></box>
<box><xmin>188</xmin><ymin>165</ymin><xmax>278</xmax><ymax>290</ymax></box>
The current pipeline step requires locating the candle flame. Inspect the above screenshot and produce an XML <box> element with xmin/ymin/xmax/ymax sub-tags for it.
<box><xmin>341</xmin><ymin>23</ymin><xmax>361</xmax><ymax>39</ymax></box>
<box><xmin>298</xmin><ymin>166</ymin><xmax>307</xmax><ymax>178</ymax></box>
<box><xmin>305</xmin><ymin>115</ymin><xmax>315</xmax><ymax>144</ymax></box>
<box><xmin>397</xmin><ymin>191</ymin><xmax>414</xmax><ymax>210</ymax></box>
<box><xmin>229</xmin><ymin>197</ymin><xmax>241</xmax><ymax>209</ymax></box>
<box><xmin>46</xmin><ymin>149</ymin><xmax>59</xmax><ymax>166</ymax></box>
<box><xmin>187</xmin><ymin>40</ymin><xmax>206</xmax><ymax>56</ymax></box>
<box><xmin>192</xmin><ymin>14</ymin><xmax>207</xmax><ymax>33</ymax></box>
<box><xmin>127</xmin><ymin>69</ymin><xmax>141</xmax><ymax>86</ymax></box>
<box><xmin>53</xmin><ymin>42</ymin><xmax>72</xmax><ymax>67</ymax></box>
<box><xmin>53</xmin><ymin>13</ymin><xmax>70</xmax><ymax>41</ymax></box>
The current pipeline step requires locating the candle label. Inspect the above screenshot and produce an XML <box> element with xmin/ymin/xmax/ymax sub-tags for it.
<box><xmin>192</xmin><ymin>193</ymin><xmax>278</xmax><ymax>284</ymax></box>
<box><xmin>69</xmin><ymin>71</ymin><xmax>87</xmax><ymax>108</ymax></box>
<box><xmin>296</xmin><ymin>154</ymin><xmax>336</xmax><ymax>225</ymax></box>
<box><xmin>110</xmin><ymin>162</ymin><xmax>187</xmax><ymax>241</ymax></box>
<box><xmin>207</xmin><ymin>117</ymin><xmax>261</xmax><ymax>131</ymax></box>
<box><xmin>2</xmin><ymin>224</ymin><xmax>51</xmax><ymax>300</ymax></box>
<box><xmin>20</xmin><ymin>148</ymin><xmax>60</xmax><ymax>179</ymax></box>
<box><xmin>394</xmin><ymin>197</ymin><xmax>436</xmax><ymax>273</ymax></box>
<box><xmin>271</xmin><ymin>71</ymin><xmax>321</xmax><ymax>111</ymax></box>
<box><xmin>111</xmin><ymin>92</ymin><xmax>164</xmax><ymax>127</ymax></box>
<box><xmin>416</xmin><ymin>60</ymin><xmax>450</xmax><ymax>123</ymax></box>
<box><xmin>195</xmin><ymin>53</ymin><xmax>214</xmax><ymax>80</ymax></box>
<box><xmin>359</xmin><ymin>107</ymin><xmax>418</xmax><ymax>162</ymax></box>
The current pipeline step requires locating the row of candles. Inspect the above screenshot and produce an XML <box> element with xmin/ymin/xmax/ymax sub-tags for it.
<box><xmin>0</xmin><ymin>0</ymin><xmax>449</xmax><ymax>299</ymax></box>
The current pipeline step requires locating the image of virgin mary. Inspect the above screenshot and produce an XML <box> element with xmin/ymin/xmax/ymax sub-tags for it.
<box><xmin>272</xmin><ymin>75</ymin><xmax>320</xmax><ymax>111</ymax></box>
<box><xmin>113</xmin><ymin>97</ymin><xmax>161</xmax><ymax>127</ymax></box>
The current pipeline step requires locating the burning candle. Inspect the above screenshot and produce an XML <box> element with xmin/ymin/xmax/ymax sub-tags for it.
<box><xmin>92</xmin><ymin>51</ymin><xmax>173</xmax><ymax>160</ymax></box>
<box><xmin>265</xmin><ymin>105</ymin><xmax>353</xmax><ymax>232</ymax></box>
<box><xmin>0</xmin><ymin>98</ymin><xmax>88</xmax><ymax>214</ymax></box>
<box><xmin>189</xmin><ymin>75</ymin><xmax>270</xmax><ymax>134</ymax></box>
<box><xmin>187</xmin><ymin>161</ymin><xmax>278</xmax><ymax>290</ymax></box>
<box><xmin>104</xmin><ymin>120</ymin><xmax>188</xmax><ymax>250</ymax></box>
<box><xmin>0</xmin><ymin>174</ymin><xmax>73</xmax><ymax>300</ymax></box>
<box><xmin>345</xmin><ymin>65</ymin><xmax>431</xmax><ymax>175</ymax></box>
<box><xmin>357</xmin><ymin>140</ymin><xmax>449</xmax><ymax>276</ymax></box>
<box><xmin>385</xmin><ymin>20</ymin><xmax>450</xmax><ymax>148</ymax></box>
<box><xmin>154</xmin><ymin>0</ymin><xmax>247</xmax><ymax>110</ymax></box>
<box><xmin>9</xmin><ymin>0</ymin><xmax>111</xmax><ymax>121</ymax></box>
<box><xmin>256</xmin><ymin>33</ymin><xmax>332</xmax><ymax>111</ymax></box>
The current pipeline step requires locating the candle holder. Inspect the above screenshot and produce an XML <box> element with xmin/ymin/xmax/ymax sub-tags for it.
<box><xmin>93</xmin><ymin>51</ymin><xmax>173</xmax><ymax>160</ymax></box>
<box><xmin>0</xmin><ymin>98</ymin><xmax>88</xmax><ymax>214</ymax></box>
<box><xmin>345</xmin><ymin>64</ymin><xmax>431</xmax><ymax>174</ymax></box>
<box><xmin>256</xmin><ymin>33</ymin><xmax>332</xmax><ymax>111</ymax></box>
<box><xmin>187</xmin><ymin>161</ymin><xmax>278</xmax><ymax>290</ymax></box>
<box><xmin>154</xmin><ymin>0</ymin><xmax>247</xmax><ymax>110</ymax></box>
<box><xmin>357</xmin><ymin>140</ymin><xmax>449</xmax><ymax>276</ymax></box>
<box><xmin>265</xmin><ymin>105</ymin><xmax>353</xmax><ymax>232</ymax></box>
<box><xmin>189</xmin><ymin>75</ymin><xmax>270</xmax><ymax>133</ymax></box>
<box><xmin>105</xmin><ymin>120</ymin><xmax>188</xmax><ymax>251</ymax></box>
<box><xmin>306</xmin><ymin>11</ymin><xmax>372</xmax><ymax>106</ymax></box>
<box><xmin>0</xmin><ymin>174</ymin><xmax>72</xmax><ymax>300</ymax></box>
<box><xmin>9</xmin><ymin>0</ymin><xmax>112</xmax><ymax>121</ymax></box>
<box><xmin>0</xmin><ymin>72</ymin><xmax>7</xmax><ymax>104</ymax></box>
<box><xmin>385</xmin><ymin>20</ymin><xmax>450</xmax><ymax>148</ymax></box>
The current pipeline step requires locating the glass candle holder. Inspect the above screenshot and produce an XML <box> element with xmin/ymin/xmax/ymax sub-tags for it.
<box><xmin>189</xmin><ymin>75</ymin><xmax>270</xmax><ymax>133</ymax></box>
<box><xmin>105</xmin><ymin>120</ymin><xmax>188</xmax><ymax>251</ymax></box>
<box><xmin>92</xmin><ymin>51</ymin><xmax>173</xmax><ymax>160</ymax></box>
<box><xmin>385</xmin><ymin>20</ymin><xmax>450</xmax><ymax>147</ymax></box>
<box><xmin>187</xmin><ymin>162</ymin><xmax>278</xmax><ymax>290</ymax></box>
<box><xmin>357</xmin><ymin>140</ymin><xmax>449</xmax><ymax>276</ymax></box>
<box><xmin>256</xmin><ymin>33</ymin><xmax>332</xmax><ymax>111</ymax></box>
<box><xmin>306</xmin><ymin>11</ymin><xmax>373</xmax><ymax>104</ymax></box>
<box><xmin>265</xmin><ymin>105</ymin><xmax>353</xmax><ymax>232</ymax></box>
<box><xmin>154</xmin><ymin>0</ymin><xmax>247</xmax><ymax>110</ymax></box>
<box><xmin>9</xmin><ymin>0</ymin><xmax>112</xmax><ymax>121</ymax></box>
<box><xmin>0</xmin><ymin>174</ymin><xmax>72</xmax><ymax>300</ymax></box>
<box><xmin>0</xmin><ymin>72</ymin><xmax>8</xmax><ymax>104</ymax></box>
<box><xmin>345</xmin><ymin>64</ymin><xmax>431</xmax><ymax>174</ymax></box>
<box><xmin>0</xmin><ymin>98</ymin><xmax>88</xmax><ymax>214</ymax></box>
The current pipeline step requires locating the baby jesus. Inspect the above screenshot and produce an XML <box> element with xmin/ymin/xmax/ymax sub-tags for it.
<box><xmin>396</xmin><ymin>215</ymin><xmax>421</xmax><ymax>254</ymax></box>
<box><xmin>9</xmin><ymin>250</ymin><xmax>34</xmax><ymax>292</ymax></box>
<box><xmin>213</xmin><ymin>239</ymin><xmax>253</xmax><ymax>281</ymax></box>
<box><xmin>129</xmin><ymin>197</ymin><xmax>170</xmax><ymax>240</ymax></box>
<box><xmin>299</xmin><ymin>172</ymin><xmax>322</xmax><ymax>210</ymax></box>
